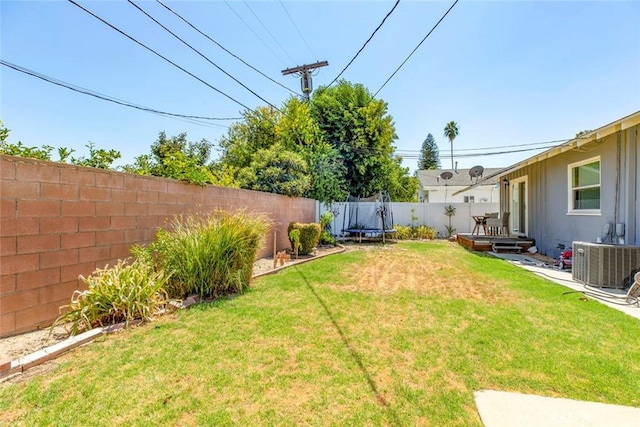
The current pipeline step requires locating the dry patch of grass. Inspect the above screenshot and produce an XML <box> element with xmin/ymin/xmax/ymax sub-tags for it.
<box><xmin>338</xmin><ymin>244</ymin><xmax>516</xmax><ymax>303</ymax></box>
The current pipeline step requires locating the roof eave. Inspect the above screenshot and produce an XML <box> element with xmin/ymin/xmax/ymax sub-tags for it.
<box><xmin>452</xmin><ymin>110</ymin><xmax>640</xmax><ymax>196</ymax></box>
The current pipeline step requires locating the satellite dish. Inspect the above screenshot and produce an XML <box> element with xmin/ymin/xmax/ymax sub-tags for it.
<box><xmin>439</xmin><ymin>171</ymin><xmax>453</xmax><ymax>182</ymax></box>
<box><xmin>469</xmin><ymin>165</ymin><xmax>484</xmax><ymax>182</ymax></box>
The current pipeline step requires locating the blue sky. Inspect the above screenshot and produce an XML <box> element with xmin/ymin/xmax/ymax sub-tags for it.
<box><xmin>2</xmin><ymin>0</ymin><xmax>639</xmax><ymax>173</ymax></box>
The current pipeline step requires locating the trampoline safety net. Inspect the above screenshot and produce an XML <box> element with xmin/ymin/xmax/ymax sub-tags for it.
<box><xmin>342</xmin><ymin>191</ymin><xmax>395</xmax><ymax>238</ymax></box>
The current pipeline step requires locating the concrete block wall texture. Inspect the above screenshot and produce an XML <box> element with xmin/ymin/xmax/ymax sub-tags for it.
<box><xmin>0</xmin><ymin>155</ymin><xmax>316</xmax><ymax>337</ymax></box>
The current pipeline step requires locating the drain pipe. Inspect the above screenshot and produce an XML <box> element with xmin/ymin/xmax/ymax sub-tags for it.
<box><xmin>614</xmin><ymin>131</ymin><xmax>621</xmax><ymax>235</ymax></box>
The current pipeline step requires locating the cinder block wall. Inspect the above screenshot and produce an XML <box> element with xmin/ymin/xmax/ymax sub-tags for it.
<box><xmin>0</xmin><ymin>155</ymin><xmax>316</xmax><ymax>337</ymax></box>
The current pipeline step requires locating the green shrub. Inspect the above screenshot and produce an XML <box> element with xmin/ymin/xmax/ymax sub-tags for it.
<box><xmin>394</xmin><ymin>225</ymin><xmax>412</xmax><ymax>240</ymax></box>
<box><xmin>392</xmin><ymin>224</ymin><xmax>436</xmax><ymax>240</ymax></box>
<box><xmin>55</xmin><ymin>260</ymin><xmax>171</xmax><ymax>335</ymax></box>
<box><xmin>289</xmin><ymin>229</ymin><xmax>301</xmax><ymax>258</ymax></box>
<box><xmin>144</xmin><ymin>210</ymin><xmax>272</xmax><ymax>299</ymax></box>
<box><xmin>319</xmin><ymin>230</ymin><xmax>336</xmax><ymax>246</ymax></box>
<box><xmin>287</xmin><ymin>222</ymin><xmax>321</xmax><ymax>255</ymax></box>
<box><xmin>320</xmin><ymin>211</ymin><xmax>333</xmax><ymax>230</ymax></box>
<box><xmin>415</xmin><ymin>225</ymin><xmax>437</xmax><ymax>240</ymax></box>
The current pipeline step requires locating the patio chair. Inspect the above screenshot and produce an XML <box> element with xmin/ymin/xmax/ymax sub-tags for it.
<box><xmin>627</xmin><ymin>272</ymin><xmax>640</xmax><ymax>306</ymax></box>
<box><xmin>481</xmin><ymin>213</ymin><xmax>497</xmax><ymax>235</ymax></box>
<box><xmin>486</xmin><ymin>212</ymin><xmax>510</xmax><ymax>236</ymax></box>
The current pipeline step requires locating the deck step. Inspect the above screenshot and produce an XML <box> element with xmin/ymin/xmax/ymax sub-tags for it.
<box><xmin>491</xmin><ymin>243</ymin><xmax>522</xmax><ymax>253</ymax></box>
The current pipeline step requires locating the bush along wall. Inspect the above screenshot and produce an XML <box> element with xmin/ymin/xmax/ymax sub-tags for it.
<box><xmin>287</xmin><ymin>222</ymin><xmax>321</xmax><ymax>255</ymax></box>
<box><xmin>135</xmin><ymin>210</ymin><xmax>272</xmax><ymax>299</ymax></box>
<box><xmin>54</xmin><ymin>260</ymin><xmax>171</xmax><ymax>335</ymax></box>
<box><xmin>0</xmin><ymin>155</ymin><xmax>315</xmax><ymax>337</ymax></box>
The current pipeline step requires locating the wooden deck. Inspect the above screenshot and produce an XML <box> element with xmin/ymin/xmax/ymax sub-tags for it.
<box><xmin>457</xmin><ymin>233</ymin><xmax>535</xmax><ymax>252</ymax></box>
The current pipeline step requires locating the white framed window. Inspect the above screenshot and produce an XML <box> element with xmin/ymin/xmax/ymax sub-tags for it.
<box><xmin>464</xmin><ymin>195</ymin><xmax>475</xmax><ymax>203</ymax></box>
<box><xmin>567</xmin><ymin>157</ymin><xmax>600</xmax><ymax>214</ymax></box>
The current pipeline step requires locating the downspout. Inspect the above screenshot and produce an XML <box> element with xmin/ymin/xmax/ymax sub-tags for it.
<box><xmin>624</xmin><ymin>127</ymin><xmax>637</xmax><ymax>245</ymax></box>
<box><xmin>614</xmin><ymin>131</ymin><xmax>621</xmax><ymax>230</ymax></box>
<box><xmin>502</xmin><ymin>176</ymin><xmax>509</xmax><ymax>213</ymax></box>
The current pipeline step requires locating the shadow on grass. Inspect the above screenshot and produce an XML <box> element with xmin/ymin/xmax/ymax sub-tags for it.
<box><xmin>293</xmin><ymin>265</ymin><xmax>401</xmax><ymax>426</ymax></box>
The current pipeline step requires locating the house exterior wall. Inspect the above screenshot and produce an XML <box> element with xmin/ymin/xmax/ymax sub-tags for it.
<box><xmin>503</xmin><ymin>125</ymin><xmax>638</xmax><ymax>258</ymax></box>
<box><xmin>420</xmin><ymin>185</ymin><xmax>499</xmax><ymax>203</ymax></box>
<box><xmin>0</xmin><ymin>155</ymin><xmax>316</xmax><ymax>337</ymax></box>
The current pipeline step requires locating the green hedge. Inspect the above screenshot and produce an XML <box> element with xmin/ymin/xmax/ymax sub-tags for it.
<box><xmin>288</xmin><ymin>222</ymin><xmax>321</xmax><ymax>255</ymax></box>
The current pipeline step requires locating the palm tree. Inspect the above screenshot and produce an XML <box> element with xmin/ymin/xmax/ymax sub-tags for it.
<box><xmin>443</xmin><ymin>121</ymin><xmax>459</xmax><ymax>170</ymax></box>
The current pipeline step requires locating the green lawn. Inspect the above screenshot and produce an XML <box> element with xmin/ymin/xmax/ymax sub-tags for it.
<box><xmin>2</xmin><ymin>241</ymin><xmax>640</xmax><ymax>426</ymax></box>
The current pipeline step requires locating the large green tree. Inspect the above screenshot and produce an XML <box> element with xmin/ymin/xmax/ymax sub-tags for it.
<box><xmin>443</xmin><ymin>121</ymin><xmax>459</xmax><ymax>170</ymax></box>
<box><xmin>217</xmin><ymin>82</ymin><xmax>418</xmax><ymax>202</ymax></box>
<box><xmin>310</xmin><ymin>80</ymin><xmax>415</xmax><ymax>200</ymax></box>
<box><xmin>218</xmin><ymin>97</ymin><xmax>347</xmax><ymax>202</ymax></box>
<box><xmin>418</xmin><ymin>133</ymin><xmax>440</xmax><ymax>170</ymax></box>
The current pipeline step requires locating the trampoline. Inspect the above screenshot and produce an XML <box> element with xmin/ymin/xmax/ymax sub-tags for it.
<box><xmin>342</xmin><ymin>191</ymin><xmax>396</xmax><ymax>243</ymax></box>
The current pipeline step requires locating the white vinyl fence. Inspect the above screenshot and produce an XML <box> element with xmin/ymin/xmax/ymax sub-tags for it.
<box><xmin>320</xmin><ymin>202</ymin><xmax>499</xmax><ymax>238</ymax></box>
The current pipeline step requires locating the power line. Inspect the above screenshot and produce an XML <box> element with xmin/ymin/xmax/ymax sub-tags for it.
<box><xmin>395</xmin><ymin>138</ymin><xmax>576</xmax><ymax>154</ymax></box>
<box><xmin>328</xmin><ymin>0</ymin><xmax>401</xmax><ymax>87</ymax></box>
<box><xmin>396</xmin><ymin>145</ymin><xmax>559</xmax><ymax>159</ymax></box>
<box><xmin>67</xmin><ymin>0</ymin><xmax>251</xmax><ymax>111</ymax></box>
<box><xmin>173</xmin><ymin>117</ymin><xmax>231</xmax><ymax>129</ymax></box>
<box><xmin>155</xmin><ymin>0</ymin><xmax>300</xmax><ymax>96</ymax></box>
<box><xmin>278</xmin><ymin>0</ymin><xmax>317</xmax><ymax>60</ymax></box>
<box><xmin>127</xmin><ymin>0</ymin><xmax>278</xmax><ymax>110</ymax></box>
<box><xmin>241</xmin><ymin>0</ymin><xmax>297</xmax><ymax>65</ymax></box>
<box><xmin>0</xmin><ymin>59</ymin><xmax>237</xmax><ymax>127</ymax></box>
<box><xmin>307</xmin><ymin>135</ymin><xmax>579</xmax><ymax>160</ymax></box>
<box><xmin>374</xmin><ymin>0</ymin><xmax>459</xmax><ymax>97</ymax></box>
<box><xmin>223</xmin><ymin>0</ymin><xmax>288</xmax><ymax>67</ymax></box>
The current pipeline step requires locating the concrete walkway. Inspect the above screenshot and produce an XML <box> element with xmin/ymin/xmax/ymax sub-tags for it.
<box><xmin>472</xmin><ymin>252</ymin><xmax>640</xmax><ymax>426</ymax></box>
<box><xmin>475</xmin><ymin>390</ymin><xmax>640</xmax><ymax>427</ymax></box>
<box><xmin>489</xmin><ymin>252</ymin><xmax>640</xmax><ymax>321</ymax></box>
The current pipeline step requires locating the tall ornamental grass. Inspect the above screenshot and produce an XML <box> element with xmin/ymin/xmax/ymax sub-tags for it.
<box><xmin>55</xmin><ymin>260</ymin><xmax>171</xmax><ymax>335</ymax></box>
<box><xmin>146</xmin><ymin>210</ymin><xmax>272</xmax><ymax>299</ymax></box>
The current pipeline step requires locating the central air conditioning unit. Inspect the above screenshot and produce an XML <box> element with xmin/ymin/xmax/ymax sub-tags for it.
<box><xmin>572</xmin><ymin>242</ymin><xmax>640</xmax><ymax>289</ymax></box>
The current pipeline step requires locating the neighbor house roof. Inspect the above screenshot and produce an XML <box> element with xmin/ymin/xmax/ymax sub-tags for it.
<box><xmin>453</xmin><ymin>110</ymin><xmax>640</xmax><ymax>196</ymax></box>
<box><xmin>417</xmin><ymin>168</ymin><xmax>503</xmax><ymax>188</ymax></box>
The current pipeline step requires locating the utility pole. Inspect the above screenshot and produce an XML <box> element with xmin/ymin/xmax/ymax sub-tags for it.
<box><xmin>281</xmin><ymin>60</ymin><xmax>328</xmax><ymax>100</ymax></box>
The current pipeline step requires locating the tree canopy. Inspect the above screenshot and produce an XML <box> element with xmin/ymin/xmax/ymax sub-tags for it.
<box><xmin>418</xmin><ymin>133</ymin><xmax>440</xmax><ymax>170</ymax></box>
<box><xmin>0</xmin><ymin>120</ymin><xmax>121</xmax><ymax>168</ymax></box>
<box><xmin>123</xmin><ymin>131</ymin><xmax>236</xmax><ymax>187</ymax></box>
<box><xmin>217</xmin><ymin>97</ymin><xmax>347</xmax><ymax>201</ymax></box>
<box><xmin>311</xmin><ymin>81</ymin><xmax>417</xmax><ymax>201</ymax></box>
<box><xmin>215</xmin><ymin>82</ymin><xmax>418</xmax><ymax>202</ymax></box>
